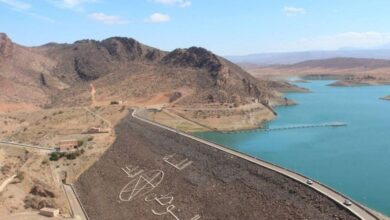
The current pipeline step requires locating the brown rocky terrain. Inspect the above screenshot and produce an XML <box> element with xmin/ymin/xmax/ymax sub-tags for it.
<box><xmin>75</xmin><ymin>110</ymin><xmax>359</xmax><ymax>220</ymax></box>
<box><xmin>0</xmin><ymin>31</ymin><xmax>308</xmax><ymax>137</ymax></box>
<box><xmin>0</xmin><ymin>32</ymin><xmax>286</xmax><ymax>109</ymax></box>
<box><xmin>0</xmin><ymin>145</ymin><xmax>70</xmax><ymax>217</ymax></box>
<box><xmin>0</xmin><ymin>33</ymin><xmax>59</xmax><ymax>109</ymax></box>
<box><xmin>0</xmin><ymin>32</ymin><xmax>299</xmax><ymax>131</ymax></box>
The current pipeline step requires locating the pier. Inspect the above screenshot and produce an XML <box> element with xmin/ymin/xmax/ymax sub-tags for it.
<box><xmin>225</xmin><ymin>122</ymin><xmax>347</xmax><ymax>134</ymax></box>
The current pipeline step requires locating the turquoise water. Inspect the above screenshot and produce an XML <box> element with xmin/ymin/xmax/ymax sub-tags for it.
<box><xmin>196</xmin><ymin>80</ymin><xmax>390</xmax><ymax>216</ymax></box>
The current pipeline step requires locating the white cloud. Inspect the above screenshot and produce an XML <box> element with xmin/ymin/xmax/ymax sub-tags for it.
<box><xmin>145</xmin><ymin>13</ymin><xmax>171</xmax><ymax>23</ymax></box>
<box><xmin>48</xmin><ymin>0</ymin><xmax>97</xmax><ymax>10</ymax></box>
<box><xmin>26</xmin><ymin>11</ymin><xmax>56</xmax><ymax>23</ymax></box>
<box><xmin>0</xmin><ymin>0</ymin><xmax>55</xmax><ymax>22</ymax></box>
<box><xmin>152</xmin><ymin>0</ymin><xmax>191</xmax><ymax>8</ymax></box>
<box><xmin>89</xmin><ymin>12</ymin><xmax>128</xmax><ymax>25</ymax></box>
<box><xmin>283</xmin><ymin>6</ymin><xmax>306</xmax><ymax>16</ymax></box>
<box><xmin>0</xmin><ymin>0</ymin><xmax>30</xmax><ymax>10</ymax></box>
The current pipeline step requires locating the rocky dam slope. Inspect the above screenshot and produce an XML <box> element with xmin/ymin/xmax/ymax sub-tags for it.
<box><xmin>75</xmin><ymin>110</ymin><xmax>359</xmax><ymax>220</ymax></box>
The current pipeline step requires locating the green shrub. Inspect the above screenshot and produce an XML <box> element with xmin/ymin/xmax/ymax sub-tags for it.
<box><xmin>49</xmin><ymin>152</ymin><xmax>61</xmax><ymax>161</ymax></box>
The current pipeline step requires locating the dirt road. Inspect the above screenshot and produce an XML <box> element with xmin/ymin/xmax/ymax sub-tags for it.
<box><xmin>0</xmin><ymin>174</ymin><xmax>16</xmax><ymax>193</ymax></box>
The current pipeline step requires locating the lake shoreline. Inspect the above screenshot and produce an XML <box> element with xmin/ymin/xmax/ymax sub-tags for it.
<box><xmin>381</xmin><ymin>95</ymin><xmax>390</xmax><ymax>100</ymax></box>
<box><xmin>196</xmin><ymin>80</ymin><xmax>390</xmax><ymax>217</ymax></box>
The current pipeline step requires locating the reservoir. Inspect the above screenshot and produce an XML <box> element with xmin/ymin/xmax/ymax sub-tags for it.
<box><xmin>196</xmin><ymin>80</ymin><xmax>390</xmax><ymax>216</ymax></box>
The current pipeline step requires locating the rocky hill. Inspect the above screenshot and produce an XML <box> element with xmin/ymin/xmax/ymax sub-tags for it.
<box><xmin>0</xmin><ymin>33</ymin><xmax>64</xmax><ymax>111</ymax></box>
<box><xmin>246</xmin><ymin>57</ymin><xmax>390</xmax><ymax>86</ymax></box>
<box><xmin>0</xmin><ymin>33</ymin><xmax>13</xmax><ymax>62</ymax></box>
<box><xmin>0</xmin><ymin>33</ymin><xmax>282</xmax><ymax>110</ymax></box>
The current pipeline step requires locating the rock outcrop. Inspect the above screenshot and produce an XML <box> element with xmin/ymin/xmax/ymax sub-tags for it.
<box><xmin>0</xmin><ymin>33</ymin><xmax>282</xmax><ymax>109</ymax></box>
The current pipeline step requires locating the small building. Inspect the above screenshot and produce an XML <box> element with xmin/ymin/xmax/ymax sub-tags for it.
<box><xmin>39</xmin><ymin>207</ymin><xmax>60</xmax><ymax>217</ymax></box>
<box><xmin>56</xmin><ymin>139</ymin><xmax>79</xmax><ymax>152</ymax></box>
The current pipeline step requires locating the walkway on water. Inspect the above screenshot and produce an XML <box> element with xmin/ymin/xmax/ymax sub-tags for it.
<box><xmin>132</xmin><ymin>109</ymin><xmax>378</xmax><ymax>220</ymax></box>
<box><xmin>224</xmin><ymin>122</ymin><xmax>347</xmax><ymax>133</ymax></box>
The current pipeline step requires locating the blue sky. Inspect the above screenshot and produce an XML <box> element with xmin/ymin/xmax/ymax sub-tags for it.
<box><xmin>1</xmin><ymin>0</ymin><xmax>390</xmax><ymax>55</ymax></box>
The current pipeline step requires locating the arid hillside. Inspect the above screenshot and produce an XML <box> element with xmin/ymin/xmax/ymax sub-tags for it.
<box><xmin>0</xmin><ymin>33</ymin><xmax>289</xmax><ymax>111</ymax></box>
<box><xmin>246</xmin><ymin>57</ymin><xmax>390</xmax><ymax>86</ymax></box>
<box><xmin>0</xmin><ymin>33</ymin><xmax>65</xmax><ymax>111</ymax></box>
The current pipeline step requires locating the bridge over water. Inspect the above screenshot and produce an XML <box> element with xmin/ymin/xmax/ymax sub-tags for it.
<box><xmin>224</xmin><ymin>122</ymin><xmax>347</xmax><ymax>134</ymax></box>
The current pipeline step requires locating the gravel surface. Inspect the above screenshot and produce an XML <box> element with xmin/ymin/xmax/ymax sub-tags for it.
<box><xmin>75</xmin><ymin>111</ymin><xmax>358</xmax><ymax>220</ymax></box>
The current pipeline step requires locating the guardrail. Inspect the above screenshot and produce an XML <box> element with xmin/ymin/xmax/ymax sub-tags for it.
<box><xmin>61</xmin><ymin>184</ymin><xmax>75</xmax><ymax>218</ymax></box>
<box><xmin>63</xmin><ymin>183</ymin><xmax>90</xmax><ymax>220</ymax></box>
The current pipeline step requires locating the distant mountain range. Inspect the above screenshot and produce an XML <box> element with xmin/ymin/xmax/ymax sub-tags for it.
<box><xmin>245</xmin><ymin>57</ymin><xmax>390</xmax><ymax>87</ymax></box>
<box><xmin>225</xmin><ymin>49</ymin><xmax>390</xmax><ymax>66</ymax></box>
<box><xmin>284</xmin><ymin>57</ymin><xmax>390</xmax><ymax>69</ymax></box>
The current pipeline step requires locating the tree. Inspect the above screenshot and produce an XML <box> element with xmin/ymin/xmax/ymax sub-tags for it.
<box><xmin>49</xmin><ymin>152</ymin><xmax>60</xmax><ymax>161</ymax></box>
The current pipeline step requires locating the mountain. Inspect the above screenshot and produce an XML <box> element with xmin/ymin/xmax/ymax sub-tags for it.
<box><xmin>0</xmin><ymin>33</ymin><xmax>282</xmax><ymax>111</ymax></box>
<box><xmin>287</xmin><ymin>57</ymin><xmax>390</xmax><ymax>69</ymax></box>
<box><xmin>0</xmin><ymin>33</ymin><xmax>65</xmax><ymax>110</ymax></box>
<box><xmin>226</xmin><ymin>49</ymin><xmax>390</xmax><ymax>66</ymax></box>
<box><xmin>247</xmin><ymin>57</ymin><xmax>390</xmax><ymax>86</ymax></box>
